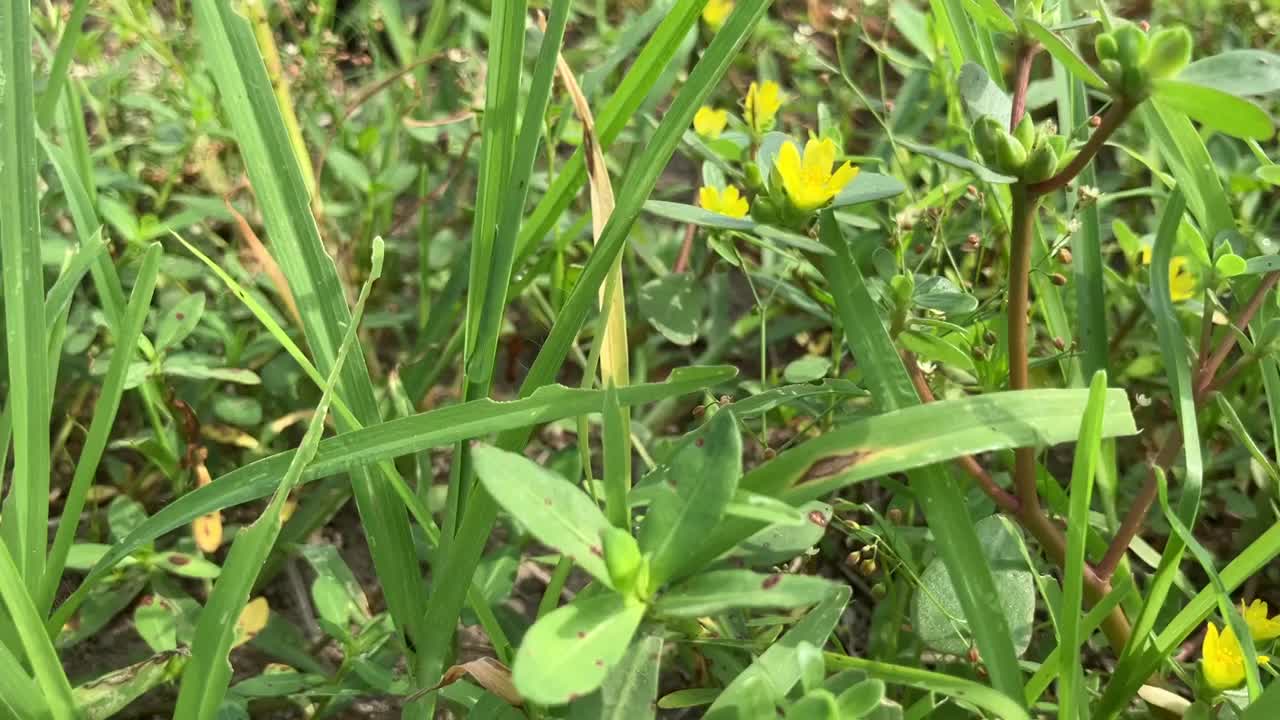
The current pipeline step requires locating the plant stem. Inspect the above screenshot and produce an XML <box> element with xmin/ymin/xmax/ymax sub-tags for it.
<box><xmin>1097</xmin><ymin>270</ymin><xmax>1280</xmax><ymax>580</ymax></box>
<box><xmin>1029</xmin><ymin>99</ymin><xmax>1132</xmax><ymax>196</ymax></box>
<box><xmin>1008</xmin><ymin>187</ymin><xmax>1040</xmax><ymax>514</ymax></box>
<box><xmin>1010</xmin><ymin>43</ymin><xmax>1038</xmax><ymax>132</ymax></box>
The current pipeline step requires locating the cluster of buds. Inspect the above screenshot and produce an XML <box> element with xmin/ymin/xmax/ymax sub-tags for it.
<box><xmin>1095</xmin><ymin>22</ymin><xmax>1193</xmax><ymax>99</ymax></box>
<box><xmin>972</xmin><ymin>114</ymin><xmax>1077</xmax><ymax>184</ymax></box>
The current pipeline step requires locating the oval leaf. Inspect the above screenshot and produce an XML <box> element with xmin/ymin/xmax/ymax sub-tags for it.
<box><xmin>1154</xmin><ymin>80</ymin><xmax>1275</xmax><ymax>140</ymax></box>
<box><xmin>471</xmin><ymin>444</ymin><xmax>614</xmax><ymax>588</ymax></box>
<box><xmin>1179</xmin><ymin>50</ymin><xmax>1280</xmax><ymax>96</ymax></box>
<box><xmin>638</xmin><ymin>273</ymin><xmax>707</xmax><ymax>346</ymax></box>
<box><xmin>653</xmin><ymin>570</ymin><xmax>837</xmax><ymax>618</ymax></box>
<box><xmin>512</xmin><ymin>593</ymin><xmax>646</xmax><ymax>705</ymax></box>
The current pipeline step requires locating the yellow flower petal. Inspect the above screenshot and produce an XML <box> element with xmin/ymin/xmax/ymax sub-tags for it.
<box><xmin>1203</xmin><ymin>622</ymin><xmax>1246</xmax><ymax>691</ymax></box>
<box><xmin>826</xmin><ymin>162</ymin><xmax>860</xmax><ymax>198</ymax></box>
<box><xmin>745</xmin><ymin>80</ymin><xmax>783</xmax><ymax>134</ymax></box>
<box><xmin>699</xmin><ymin>184</ymin><xmax>749</xmax><ymax>218</ymax></box>
<box><xmin>1169</xmin><ymin>257</ymin><xmax>1196</xmax><ymax>302</ymax></box>
<box><xmin>702</xmin><ymin>0</ymin><xmax>734</xmax><ymax>31</ymax></box>
<box><xmin>233</xmin><ymin>597</ymin><xmax>270</xmax><ymax>648</ymax></box>
<box><xmin>774</xmin><ymin>138</ymin><xmax>860</xmax><ymax>213</ymax></box>
<box><xmin>694</xmin><ymin>106</ymin><xmax>728</xmax><ymax>139</ymax></box>
<box><xmin>1245</xmin><ymin>600</ymin><xmax>1280</xmax><ymax>642</ymax></box>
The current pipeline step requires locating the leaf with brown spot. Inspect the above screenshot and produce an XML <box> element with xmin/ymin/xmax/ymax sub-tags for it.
<box><xmin>513</xmin><ymin>593</ymin><xmax>646</xmax><ymax>705</ymax></box>
<box><xmin>652</xmin><ymin>570</ymin><xmax>837</xmax><ymax>618</ymax></box>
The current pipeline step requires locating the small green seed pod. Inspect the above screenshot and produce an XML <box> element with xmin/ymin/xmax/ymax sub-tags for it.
<box><xmin>743</xmin><ymin>161</ymin><xmax>765</xmax><ymax>192</ymax></box>
<box><xmin>1145</xmin><ymin>26</ymin><xmax>1193</xmax><ymax>79</ymax></box>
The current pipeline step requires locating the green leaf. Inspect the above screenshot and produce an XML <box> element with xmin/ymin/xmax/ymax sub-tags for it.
<box><xmin>824</xmin><ymin>654</ymin><xmax>1030</xmax><ymax>720</ymax></box>
<box><xmin>1245</xmin><ymin>254</ymin><xmax>1280</xmax><ymax>274</ymax></box>
<box><xmin>1215</xmin><ymin>253</ymin><xmax>1248</xmax><ymax>278</ymax></box>
<box><xmin>724</xmin><ymin>489</ymin><xmax>808</xmax><ymax>525</ymax></box>
<box><xmin>831</xmin><ymin>173</ymin><xmax>908</xmax><ymax>208</ymax></box>
<box><xmin>1153</xmin><ymin>80</ymin><xmax>1275</xmax><ymax>140</ymax></box>
<box><xmin>836</xmin><ymin>679</ymin><xmax>887</xmax><ymax>718</ymax></box>
<box><xmin>1178</xmin><ymin>50</ymin><xmax>1280</xmax><ymax>96</ymax></box>
<box><xmin>913</xmin><ymin>515</ymin><xmax>1036</xmax><ymax>656</ymax></box>
<box><xmin>644</xmin><ymin>200</ymin><xmax>756</xmax><ymax>230</ymax></box>
<box><xmin>958</xmin><ymin>61</ymin><xmax>1011</xmax><ymax>127</ymax></box>
<box><xmin>1058</xmin><ymin>371</ymin><xmax>1110</xmax><ymax>720</ymax></box>
<box><xmin>786</xmin><ymin>690</ymin><xmax>840</xmax><ymax>719</ymax></box>
<box><xmin>706</xmin><ymin>587</ymin><xmax>851</xmax><ymax>716</ymax></box>
<box><xmin>52</xmin><ymin>367</ymin><xmax>735</xmax><ymax>632</ymax></box>
<box><xmin>964</xmin><ymin>0</ymin><xmax>1016</xmax><ymax>33</ymax></box>
<box><xmin>567</xmin><ymin>634</ymin><xmax>663</xmax><ymax>720</ymax></box>
<box><xmin>74</xmin><ymin>650</ymin><xmax>188</xmax><ymax>720</ymax></box>
<box><xmin>720</xmin><ymin>501</ymin><xmax>832</xmax><ymax>568</ymax></box>
<box><xmin>638</xmin><ymin>273</ymin><xmax>707</xmax><ymax>346</ymax></box>
<box><xmin>0</xmin><ymin>542</ymin><xmax>77</xmax><ymax>719</ymax></box>
<box><xmin>1024</xmin><ymin>19</ymin><xmax>1107</xmax><ymax>89</ymax></box>
<box><xmin>155</xmin><ymin>293</ymin><xmax>206</xmax><ymax>353</ymax></box>
<box><xmin>639</xmin><ymin>409</ymin><xmax>743</xmax><ymax>587</ymax></box>
<box><xmin>897</xmin><ymin>138</ymin><xmax>1016</xmax><ymax>183</ymax></box>
<box><xmin>471</xmin><ymin>444</ymin><xmax>614</xmax><ymax>588</ymax></box>
<box><xmin>783</xmin><ymin>356</ymin><xmax>831</xmax><ymax>383</ymax></box>
<box><xmin>135</xmin><ymin>597</ymin><xmax>179</xmax><ymax>652</ymax></box>
<box><xmin>512</xmin><ymin>592</ymin><xmax>647</xmax><ymax>706</ymax></box>
<box><xmin>653</xmin><ymin>570</ymin><xmax>837</xmax><ymax>617</ymax></box>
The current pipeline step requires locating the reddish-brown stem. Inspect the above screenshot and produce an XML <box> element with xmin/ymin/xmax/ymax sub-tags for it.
<box><xmin>1029</xmin><ymin>100</ymin><xmax>1132</xmax><ymax>196</ymax></box>
<box><xmin>673</xmin><ymin>189</ymin><xmax>700</xmax><ymax>273</ymax></box>
<box><xmin>903</xmin><ymin>353</ymin><xmax>1021</xmax><ymax>514</ymax></box>
<box><xmin>1010</xmin><ymin>43</ymin><xmax>1038</xmax><ymax>132</ymax></box>
<box><xmin>1008</xmin><ymin>188</ymin><xmax>1040</xmax><ymax>515</ymax></box>
<box><xmin>1096</xmin><ymin>270</ymin><xmax>1280</xmax><ymax>580</ymax></box>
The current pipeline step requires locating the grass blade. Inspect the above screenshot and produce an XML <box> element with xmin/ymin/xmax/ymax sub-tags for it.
<box><xmin>411</xmin><ymin>2</ymin><xmax>773</xmax><ymax>712</ymax></box>
<box><xmin>35</xmin><ymin>0</ymin><xmax>90</xmax><ymax>127</ymax></box>
<box><xmin>824</xmin><ymin>654</ymin><xmax>1031</xmax><ymax>720</ymax></box>
<box><xmin>191</xmin><ymin>0</ymin><xmax>427</xmax><ymax>665</ymax></box>
<box><xmin>0</xmin><ymin>0</ymin><xmax>52</xmax><ymax>590</ymax></box>
<box><xmin>49</xmin><ymin>366</ymin><xmax>736</xmax><ymax>633</ymax></box>
<box><xmin>1058</xmin><ymin>370</ymin><xmax>1110</xmax><ymax>720</ymax></box>
<box><xmin>174</xmin><ymin>240</ymin><xmax>383</xmax><ymax>719</ymax></box>
<box><xmin>813</xmin><ymin>210</ymin><xmax>1025</xmax><ymax>704</ymax></box>
<box><xmin>1115</xmin><ymin>191</ymin><xmax>1202</xmax><ymax>666</ymax></box>
<box><xmin>0</xmin><ymin>542</ymin><xmax>76</xmax><ymax>719</ymax></box>
<box><xmin>39</xmin><ymin>243</ymin><xmax>161</xmax><ymax>614</ymax></box>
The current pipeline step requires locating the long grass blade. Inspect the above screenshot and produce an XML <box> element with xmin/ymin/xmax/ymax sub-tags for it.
<box><xmin>174</xmin><ymin>240</ymin><xmax>382</xmax><ymax>719</ymax></box>
<box><xmin>411</xmin><ymin>2</ymin><xmax>773</xmax><ymax>712</ymax></box>
<box><xmin>0</xmin><ymin>0</ymin><xmax>53</xmax><ymax>591</ymax></box>
<box><xmin>813</xmin><ymin>210</ymin><xmax>1024</xmax><ymax>704</ymax></box>
<box><xmin>0</xmin><ymin>542</ymin><xmax>76</xmax><ymax>719</ymax></box>
<box><xmin>190</xmin><ymin>0</ymin><xmax>427</xmax><ymax>664</ymax></box>
<box><xmin>38</xmin><ymin>243</ymin><xmax>161</xmax><ymax>613</ymax></box>
<box><xmin>1058</xmin><ymin>370</ymin><xmax>1110</xmax><ymax>720</ymax></box>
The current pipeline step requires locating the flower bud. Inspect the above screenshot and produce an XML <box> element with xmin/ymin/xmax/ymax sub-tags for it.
<box><xmin>1094</xmin><ymin>32</ymin><xmax>1118</xmax><ymax>61</ymax></box>
<box><xmin>1145</xmin><ymin>26</ymin><xmax>1193</xmax><ymax>79</ymax></box>
<box><xmin>1014</xmin><ymin>114</ymin><xmax>1036</xmax><ymax>152</ymax></box>
<box><xmin>744</xmin><ymin>161</ymin><xmax>765</xmax><ymax>192</ymax></box>
<box><xmin>984</xmin><ymin>330</ymin><xmax>998</xmax><ymax>345</ymax></box>
<box><xmin>859</xmin><ymin>558</ymin><xmax>878</xmax><ymax>576</ymax></box>
<box><xmin>1114</xmin><ymin>23</ymin><xmax>1150</xmax><ymax>66</ymax></box>
<box><xmin>1099</xmin><ymin>59</ymin><xmax>1124</xmax><ymax>88</ymax></box>
<box><xmin>602</xmin><ymin>527</ymin><xmax>643</xmax><ymax>593</ymax></box>
<box><xmin>972</xmin><ymin>117</ymin><xmax>1003</xmax><ymax>164</ymax></box>
<box><xmin>996</xmin><ymin>132</ymin><xmax>1028</xmax><ymax>172</ymax></box>
<box><xmin>1024</xmin><ymin>144</ymin><xmax>1059</xmax><ymax>182</ymax></box>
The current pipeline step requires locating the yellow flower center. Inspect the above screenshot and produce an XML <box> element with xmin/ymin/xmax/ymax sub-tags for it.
<box><xmin>774</xmin><ymin>137</ymin><xmax>860</xmax><ymax>213</ymax></box>
<box><xmin>699</xmin><ymin>184</ymin><xmax>750</xmax><ymax>219</ymax></box>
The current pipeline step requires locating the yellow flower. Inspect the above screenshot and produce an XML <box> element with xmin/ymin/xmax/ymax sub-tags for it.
<box><xmin>699</xmin><ymin>184</ymin><xmax>750</xmax><ymax>218</ymax></box>
<box><xmin>1170</xmin><ymin>257</ymin><xmax>1196</xmax><ymax>302</ymax></box>
<box><xmin>694</xmin><ymin>106</ymin><xmax>728</xmax><ymax>139</ymax></box>
<box><xmin>702</xmin><ymin>0</ymin><xmax>734</xmax><ymax>31</ymax></box>
<box><xmin>1202</xmin><ymin>622</ymin><xmax>1270</xmax><ymax>692</ymax></box>
<box><xmin>1140</xmin><ymin>248</ymin><xmax>1197</xmax><ymax>303</ymax></box>
<box><xmin>1244</xmin><ymin>600</ymin><xmax>1280</xmax><ymax>642</ymax></box>
<box><xmin>774</xmin><ymin>137</ymin><xmax>859</xmax><ymax>212</ymax></box>
<box><xmin>744</xmin><ymin>81</ymin><xmax>783</xmax><ymax>134</ymax></box>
